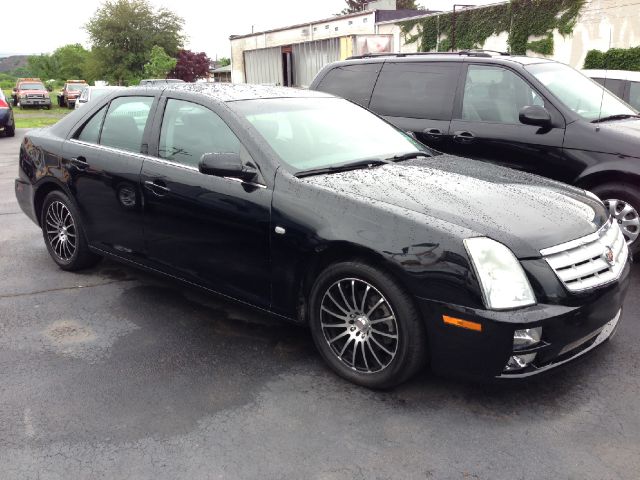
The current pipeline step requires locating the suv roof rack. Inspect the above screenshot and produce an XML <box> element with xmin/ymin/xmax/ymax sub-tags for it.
<box><xmin>346</xmin><ymin>49</ymin><xmax>511</xmax><ymax>60</ymax></box>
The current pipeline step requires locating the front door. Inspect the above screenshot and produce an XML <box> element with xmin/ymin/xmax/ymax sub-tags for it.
<box><xmin>64</xmin><ymin>95</ymin><xmax>156</xmax><ymax>258</ymax></box>
<box><xmin>141</xmin><ymin>97</ymin><xmax>272</xmax><ymax>307</ymax></box>
<box><xmin>447</xmin><ymin>64</ymin><xmax>567</xmax><ymax>181</ymax></box>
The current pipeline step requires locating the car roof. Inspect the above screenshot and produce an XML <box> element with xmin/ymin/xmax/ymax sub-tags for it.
<box><xmin>139</xmin><ymin>82</ymin><xmax>334</xmax><ymax>102</ymax></box>
<box><xmin>330</xmin><ymin>52</ymin><xmax>556</xmax><ymax>68</ymax></box>
<box><xmin>582</xmin><ymin>69</ymin><xmax>640</xmax><ymax>82</ymax></box>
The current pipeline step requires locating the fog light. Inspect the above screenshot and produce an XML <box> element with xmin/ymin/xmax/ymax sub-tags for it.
<box><xmin>505</xmin><ymin>353</ymin><xmax>537</xmax><ymax>371</ymax></box>
<box><xmin>513</xmin><ymin>327</ymin><xmax>542</xmax><ymax>350</ymax></box>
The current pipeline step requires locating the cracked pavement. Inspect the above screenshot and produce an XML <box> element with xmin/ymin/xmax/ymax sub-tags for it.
<box><xmin>1</xmin><ymin>129</ymin><xmax>639</xmax><ymax>479</ymax></box>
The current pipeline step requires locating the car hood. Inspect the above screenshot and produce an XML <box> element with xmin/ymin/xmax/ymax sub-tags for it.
<box><xmin>583</xmin><ymin>118</ymin><xmax>640</xmax><ymax>158</ymax></box>
<box><xmin>301</xmin><ymin>154</ymin><xmax>608</xmax><ymax>258</ymax></box>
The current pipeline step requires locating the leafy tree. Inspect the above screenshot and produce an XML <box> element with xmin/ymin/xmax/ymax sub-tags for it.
<box><xmin>218</xmin><ymin>57</ymin><xmax>231</xmax><ymax>67</ymax></box>
<box><xmin>143</xmin><ymin>46</ymin><xmax>177</xmax><ymax>79</ymax></box>
<box><xmin>169</xmin><ymin>50</ymin><xmax>211</xmax><ymax>82</ymax></box>
<box><xmin>55</xmin><ymin>44</ymin><xmax>91</xmax><ymax>80</ymax></box>
<box><xmin>85</xmin><ymin>0</ymin><xmax>184</xmax><ymax>84</ymax></box>
<box><xmin>341</xmin><ymin>0</ymin><xmax>421</xmax><ymax>14</ymax></box>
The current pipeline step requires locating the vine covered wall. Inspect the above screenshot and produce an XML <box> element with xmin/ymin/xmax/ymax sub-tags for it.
<box><xmin>400</xmin><ymin>0</ymin><xmax>586</xmax><ymax>56</ymax></box>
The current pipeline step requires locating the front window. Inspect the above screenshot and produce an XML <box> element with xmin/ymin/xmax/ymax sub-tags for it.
<box><xmin>19</xmin><ymin>83</ymin><xmax>45</xmax><ymax>91</ymax></box>
<box><xmin>67</xmin><ymin>84</ymin><xmax>86</xmax><ymax>92</ymax></box>
<box><xmin>527</xmin><ymin>63</ymin><xmax>637</xmax><ymax>121</ymax></box>
<box><xmin>230</xmin><ymin>97</ymin><xmax>425</xmax><ymax>172</ymax></box>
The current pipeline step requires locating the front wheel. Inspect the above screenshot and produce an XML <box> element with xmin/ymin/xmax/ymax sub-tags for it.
<box><xmin>40</xmin><ymin>191</ymin><xmax>101</xmax><ymax>271</ymax></box>
<box><xmin>591</xmin><ymin>183</ymin><xmax>640</xmax><ymax>256</ymax></box>
<box><xmin>309</xmin><ymin>261</ymin><xmax>427</xmax><ymax>389</ymax></box>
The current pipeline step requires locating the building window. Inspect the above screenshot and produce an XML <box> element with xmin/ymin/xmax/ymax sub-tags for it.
<box><xmin>335</xmin><ymin>26</ymin><xmax>339</xmax><ymax>31</ymax></box>
<box><xmin>348</xmin><ymin>20</ymin><xmax>353</xmax><ymax>25</ymax></box>
<box><xmin>363</xmin><ymin>17</ymin><xmax>368</xmax><ymax>23</ymax></box>
<box><xmin>325</xmin><ymin>25</ymin><xmax>330</xmax><ymax>29</ymax></box>
<box><xmin>313</xmin><ymin>27</ymin><xmax>317</xmax><ymax>31</ymax></box>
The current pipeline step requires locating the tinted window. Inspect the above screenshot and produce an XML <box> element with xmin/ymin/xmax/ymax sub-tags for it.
<box><xmin>462</xmin><ymin>65</ymin><xmax>543</xmax><ymax>124</ymax></box>
<box><xmin>159</xmin><ymin>99</ymin><xmax>241</xmax><ymax>167</ymax></box>
<box><xmin>370</xmin><ymin>62</ymin><xmax>459</xmax><ymax>120</ymax></box>
<box><xmin>629</xmin><ymin>82</ymin><xmax>640</xmax><ymax>110</ymax></box>
<box><xmin>602</xmin><ymin>78</ymin><xmax>626</xmax><ymax>99</ymax></box>
<box><xmin>315</xmin><ymin>63</ymin><xmax>381</xmax><ymax>107</ymax></box>
<box><xmin>75</xmin><ymin>106</ymin><xmax>107</xmax><ymax>144</ymax></box>
<box><xmin>100</xmin><ymin>96</ymin><xmax>153</xmax><ymax>153</ymax></box>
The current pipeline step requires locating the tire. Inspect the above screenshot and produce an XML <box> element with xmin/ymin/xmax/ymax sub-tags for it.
<box><xmin>308</xmin><ymin>260</ymin><xmax>427</xmax><ymax>389</ymax></box>
<box><xmin>40</xmin><ymin>191</ymin><xmax>101</xmax><ymax>271</ymax></box>
<box><xmin>591</xmin><ymin>183</ymin><xmax>640</xmax><ymax>256</ymax></box>
<box><xmin>5</xmin><ymin>123</ymin><xmax>14</xmax><ymax>137</ymax></box>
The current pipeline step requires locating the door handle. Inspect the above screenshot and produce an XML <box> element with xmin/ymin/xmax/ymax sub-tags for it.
<box><xmin>70</xmin><ymin>156</ymin><xmax>88</xmax><ymax>170</ymax></box>
<box><xmin>144</xmin><ymin>180</ymin><xmax>171</xmax><ymax>196</ymax></box>
<box><xmin>453</xmin><ymin>131</ymin><xmax>476</xmax><ymax>144</ymax></box>
<box><xmin>423</xmin><ymin>128</ymin><xmax>444</xmax><ymax>138</ymax></box>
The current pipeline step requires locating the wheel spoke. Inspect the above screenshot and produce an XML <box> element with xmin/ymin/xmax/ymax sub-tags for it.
<box><xmin>326</xmin><ymin>292</ymin><xmax>350</xmax><ymax>315</ymax></box>
<box><xmin>337</xmin><ymin>282</ymin><xmax>353</xmax><ymax>312</ymax></box>
<box><xmin>321</xmin><ymin>322</ymin><xmax>348</xmax><ymax>328</ymax></box>
<box><xmin>369</xmin><ymin>315</ymin><xmax>394</xmax><ymax>325</ymax></box>
<box><xmin>339</xmin><ymin>338</ymin><xmax>353</xmax><ymax>357</ymax></box>
<box><xmin>321</xmin><ymin>306</ymin><xmax>350</xmax><ymax>321</ymax></box>
<box><xmin>370</xmin><ymin>335</ymin><xmax>394</xmax><ymax>356</ymax></box>
<box><xmin>328</xmin><ymin>330</ymin><xmax>350</xmax><ymax>345</ymax></box>
<box><xmin>371</xmin><ymin>328</ymin><xmax>398</xmax><ymax>339</ymax></box>
<box><xmin>366</xmin><ymin>340</ymin><xmax>383</xmax><ymax>367</ymax></box>
<box><xmin>360</xmin><ymin>285</ymin><xmax>370</xmax><ymax>313</ymax></box>
<box><xmin>366</xmin><ymin>297</ymin><xmax>385</xmax><ymax>317</ymax></box>
<box><xmin>351</xmin><ymin>340</ymin><xmax>357</xmax><ymax>366</ymax></box>
<box><xmin>361</xmin><ymin>342</ymin><xmax>369</xmax><ymax>371</ymax></box>
<box><xmin>351</xmin><ymin>280</ymin><xmax>357</xmax><ymax>313</ymax></box>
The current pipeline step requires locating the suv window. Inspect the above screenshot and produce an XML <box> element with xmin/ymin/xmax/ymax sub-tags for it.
<box><xmin>369</xmin><ymin>62</ymin><xmax>459</xmax><ymax>120</ymax></box>
<box><xmin>461</xmin><ymin>65</ymin><xmax>543</xmax><ymax>124</ymax></box>
<box><xmin>75</xmin><ymin>106</ymin><xmax>107</xmax><ymax>144</ymax></box>
<box><xmin>629</xmin><ymin>82</ymin><xmax>640</xmax><ymax>110</ymax></box>
<box><xmin>100</xmin><ymin>96</ymin><xmax>153</xmax><ymax>153</ymax></box>
<box><xmin>159</xmin><ymin>99</ymin><xmax>241</xmax><ymax>168</ymax></box>
<box><xmin>315</xmin><ymin>63</ymin><xmax>381</xmax><ymax>107</ymax></box>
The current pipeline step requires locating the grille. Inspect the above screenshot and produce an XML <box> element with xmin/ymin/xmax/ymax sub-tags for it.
<box><xmin>541</xmin><ymin>219</ymin><xmax>628</xmax><ymax>292</ymax></box>
<box><xmin>26</xmin><ymin>93</ymin><xmax>44</xmax><ymax>99</ymax></box>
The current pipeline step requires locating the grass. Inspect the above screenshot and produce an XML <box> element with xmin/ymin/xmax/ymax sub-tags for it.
<box><xmin>3</xmin><ymin>88</ymin><xmax>72</xmax><ymax>129</ymax></box>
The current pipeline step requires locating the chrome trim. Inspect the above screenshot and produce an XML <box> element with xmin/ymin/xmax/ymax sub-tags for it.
<box><xmin>497</xmin><ymin>309</ymin><xmax>621</xmax><ymax>379</ymax></box>
<box><xmin>541</xmin><ymin>219</ymin><xmax>628</xmax><ymax>292</ymax></box>
<box><xmin>68</xmin><ymin>139</ymin><xmax>268</xmax><ymax>188</ymax></box>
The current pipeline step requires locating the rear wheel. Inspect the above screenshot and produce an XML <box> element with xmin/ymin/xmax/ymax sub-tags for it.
<box><xmin>5</xmin><ymin>124</ymin><xmax>15</xmax><ymax>137</ymax></box>
<box><xmin>309</xmin><ymin>260</ymin><xmax>427</xmax><ymax>389</ymax></box>
<box><xmin>40</xmin><ymin>191</ymin><xmax>101</xmax><ymax>271</ymax></box>
<box><xmin>591</xmin><ymin>183</ymin><xmax>640</xmax><ymax>256</ymax></box>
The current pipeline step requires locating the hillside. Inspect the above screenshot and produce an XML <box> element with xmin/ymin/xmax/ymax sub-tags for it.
<box><xmin>0</xmin><ymin>55</ymin><xmax>28</xmax><ymax>73</ymax></box>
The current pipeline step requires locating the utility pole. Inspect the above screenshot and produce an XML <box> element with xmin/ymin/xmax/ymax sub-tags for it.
<box><xmin>451</xmin><ymin>4</ymin><xmax>475</xmax><ymax>52</ymax></box>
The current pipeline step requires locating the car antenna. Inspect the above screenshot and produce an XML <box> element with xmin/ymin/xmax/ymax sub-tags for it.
<box><xmin>596</xmin><ymin>28</ymin><xmax>613</xmax><ymax>127</ymax></box>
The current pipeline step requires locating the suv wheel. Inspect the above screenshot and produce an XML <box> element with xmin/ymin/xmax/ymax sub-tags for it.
<box><xmin>40</xmin><ymin>191</ymin><xmax>101</xmax><ymax>271</ymax></box>
<box><xmin>309</xmin><ymin>260</ymin><xmax>427</xmax><ymax>389</ymax></box>
<box><xmin>591</xmin><ymin>183</ymin><xmax>640</xmax><ymax>255</ymax></box>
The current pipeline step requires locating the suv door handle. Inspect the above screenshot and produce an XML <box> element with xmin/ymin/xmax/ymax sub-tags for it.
<box><xmin>453</xmin><ymin>131</ymin><xmax>476</xmax><ymax>144</ymax></box>
<box><xmin>70</xmin><ymin>156</ymin><xmax>88</xmax><ymax>170</ymax></box>
<box><xmin>423</xmin><ymin>128</ymin><xmax>443</xmax><ymax>138</ymax></box>
<box><xmin>144</xmin><ymin>180</ymin><xmax>171</xmax><ymax>197</ymax></box>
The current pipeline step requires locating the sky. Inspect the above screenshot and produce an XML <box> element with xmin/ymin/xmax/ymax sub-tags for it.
<box><xmin>2</xmin><ymin>0</ymin><xmax>497</xmax><ymax>59</ymax></box>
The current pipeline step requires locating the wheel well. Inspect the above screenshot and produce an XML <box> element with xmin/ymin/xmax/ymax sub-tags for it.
<box><xmin>576</xmin><ymin>171</ymin><xmax>640</xmax><ymax>191</ymax></box>
<box><xmin>296</xmin><ymin>242</ymin><xmax>407</xmax><ymax>324</ymax></box>
<box><xmin>33</xmin><ymin>182</ymin><xmax>65</xmax><ymax>226</ymax></box>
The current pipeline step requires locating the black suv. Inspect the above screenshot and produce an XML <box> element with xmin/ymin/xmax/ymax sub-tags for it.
<box><xmin>310</xmin><ymin>52</ymin><xmax>640</xmax><ymax>255</ymax></box>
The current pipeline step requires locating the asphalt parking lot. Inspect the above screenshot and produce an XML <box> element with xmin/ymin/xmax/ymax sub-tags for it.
<box><xmin>0</xmin><ymin>129</ymin><xmax>639</xmax><ymax>480</ymax></box>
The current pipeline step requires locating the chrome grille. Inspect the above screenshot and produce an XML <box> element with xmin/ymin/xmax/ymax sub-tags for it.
<box><xmin>541</xmin><ymin>219</ymin><xmax>628</xmax><ymax>292</ymax></box>
<box><xmin>26</xmin><ymin>93</ymin><xmax>44</xmax><ymax>99</ymax></box>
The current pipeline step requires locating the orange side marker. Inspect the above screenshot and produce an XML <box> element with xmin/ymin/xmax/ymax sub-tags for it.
<box><xmin>442</xmin><ymin>315</ymin><xmax>482</xmax><ymax>332</ymax></box>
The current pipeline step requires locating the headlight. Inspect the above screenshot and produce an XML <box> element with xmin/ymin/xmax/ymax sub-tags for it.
<box><xmin>464</xmin><ymin>237</ymin><xmax>536</xmax><ymax>310</ymax></box>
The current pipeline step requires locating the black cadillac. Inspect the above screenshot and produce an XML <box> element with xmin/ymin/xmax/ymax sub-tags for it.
<box><xmin>14</xmin><ymin>84</ymin><xmax>631</xmax><ymax>388</ymax></box>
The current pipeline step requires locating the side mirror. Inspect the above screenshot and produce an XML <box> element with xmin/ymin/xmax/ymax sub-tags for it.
<box><xmin>12</xmin><ymin>88</ymin><xmax>17</xmax><ymax>92</ymax></box>
<box><xmin>519</xmin><ymin>105</ymin><xmax>552</xmax><ymax>128</ymax></box>
<box><xmin>198</xmin><ymin>152</ymin><xmax>257</xmax><ymax>181</ymax></box>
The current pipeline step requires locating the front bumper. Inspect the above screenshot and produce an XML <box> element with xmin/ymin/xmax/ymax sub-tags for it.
<box><xmin>20</xmin><ymin>97</ymin><xmax>51</xmax><ymax>107</ymax></box>
<box><xmin>416</xmin><ymin>258</ymin><xmax>631</xmax><ymax>381</ymax></box>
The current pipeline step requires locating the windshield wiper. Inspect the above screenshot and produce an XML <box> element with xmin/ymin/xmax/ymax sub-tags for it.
<box><xmin>387</xmin><ymin>151</ymin><xmax>432</xmax><ymax>162</ymax></box>
<box><xmin>592</xmin><ymin>114</ymin><xmax>640</xmax><ymax>123</ymax></box>
<box><xmin>295</xmin><ymin>159</ymin><xmax>389</xmax><ymax>178</ymax></box>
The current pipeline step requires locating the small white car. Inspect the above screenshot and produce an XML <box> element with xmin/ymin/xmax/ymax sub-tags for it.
<box><xmin>582</xmin><ymin>69</ymin><xmax>640</xmax><ymax>110</ymax></box>
<box><xmin>75</xmin><ymin>86</ymin><xmax>127</xmax><ymax>110</ymax></box>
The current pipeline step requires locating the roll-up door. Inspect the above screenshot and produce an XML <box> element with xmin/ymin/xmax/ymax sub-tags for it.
<box><xmin>292</xmin><ymin>38</ymin><xmax>341</xmax><ymax>88</ymax></box>
<box><xmin>244</xmin><ymin>47</ymin><xmax>284</xmax><ymax>85</ymax></box>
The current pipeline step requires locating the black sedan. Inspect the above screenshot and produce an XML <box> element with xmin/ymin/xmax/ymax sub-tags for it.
<box><xmin>14</xmin><ymin>84</ymin><xmax>631</xmax><ymax>388</ymax></box>
<box><xmin>0</xmin><ymin>89</ymin><xmax>15</xmax><ymax>137</ymax></box>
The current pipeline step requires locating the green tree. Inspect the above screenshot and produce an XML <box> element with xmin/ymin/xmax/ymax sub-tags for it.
<box><xmin>54</xmin><ymin>44</ymin><xmax>90</xmax><ymax>80</ymax></box>
<box><xmin>341</xmin><ymin>0</ymin><xmax>421</xmax><ymax>14</ymax></box>
<box><xmin>85</xmin><ymin>0</ymin><xmax>184</xmax><ymax>84</ymax></box>
<box><xmin>143</xmin><ymin>46</ymin><xmax>178</xmax><ymax>79</ymax></box>
<box><xmin>218</xmin><ymin>57</ymin><xmax>231</xmax><ymax>67</ymax></box>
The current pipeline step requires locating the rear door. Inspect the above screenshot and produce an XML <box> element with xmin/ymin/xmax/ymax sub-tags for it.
<box><xmin>140</xmin><ymin>95</ymin><xmax>272</xmax><ymax>307</ymax></box>
<box><xmin>64</xmin><ymin>94</ymin><xmax>157</xmax><ymax>258</ymax></box>
<box><xmin>313</xmin><ymin>63</ymin><xmax>382</xmax><ymax>107</ymax></box>
<box><xmin>368</xmin><ymin>61</ymin><xmax>461</xmax><ymax>150</ymax></box>
<box><xmin>447</xmin><ymin>64</ymin><xmax>567</xmax><ymax>180</ymax></box>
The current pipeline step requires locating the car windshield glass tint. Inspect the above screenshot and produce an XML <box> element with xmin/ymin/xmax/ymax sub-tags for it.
<box><xmin>67</xmin><ymin>84</ymin><xmax>86</xmax><ymax>91</ymax></box>
<box><xmin>527</xmin><ymin>63</ymin><xmax>636</xmax><ymax>121</ymax></box>
<box><xmin>20</xmin><ymin>83</ymin><xmax>45</xmax><ymax>90</ymax></box>
<box><xmin>230</xmin><ymin>97</ymin><xmax>424</xmax><ymax>172</ymax></box>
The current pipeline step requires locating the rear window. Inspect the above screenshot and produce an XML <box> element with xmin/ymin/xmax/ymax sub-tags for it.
<box><xmin>369</xmin><ymin>62</ymin><xmax>460</xmax><ymax>120</ymax></box>
<box><xmin>315</xmin><ymin>63</ymin><xmax>381</xmax><ymax>107</ymax></box>
<box><xmin>630</xmin><ymin>82</ymin><xmax>640</xmax><ymax>110</ymax></box>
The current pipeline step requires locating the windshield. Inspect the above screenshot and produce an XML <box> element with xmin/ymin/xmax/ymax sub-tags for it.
<box><xmin>230</xmin><ymin>97</ymin><xmax>426</xmax><ymax>172</ymax></box>
<box><xmin>527</xmin><ymin>63</ymin><xmax>637</xmax><ymax>121</ymax></box>
<box><xmin>67</xmin><ymin>84</ymin><xmax>86</xmax><ymax>91</ymax></box>
<box><xmin>20</xmin><ymin>83</ymin><xmax>45</xmax><ymax>91</ymax></box>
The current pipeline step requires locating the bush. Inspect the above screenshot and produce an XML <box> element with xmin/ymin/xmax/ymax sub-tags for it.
<box><xmin>584</xmin><ymin>46</ymin><xmax>640</xmax><ymax>71</ymax></box>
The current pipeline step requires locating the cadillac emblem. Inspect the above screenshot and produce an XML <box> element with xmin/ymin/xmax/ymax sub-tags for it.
<box><xmin>603</xmin><ymin>246</ymin><xmax>615</xmax><ymax>266</ymax></box>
